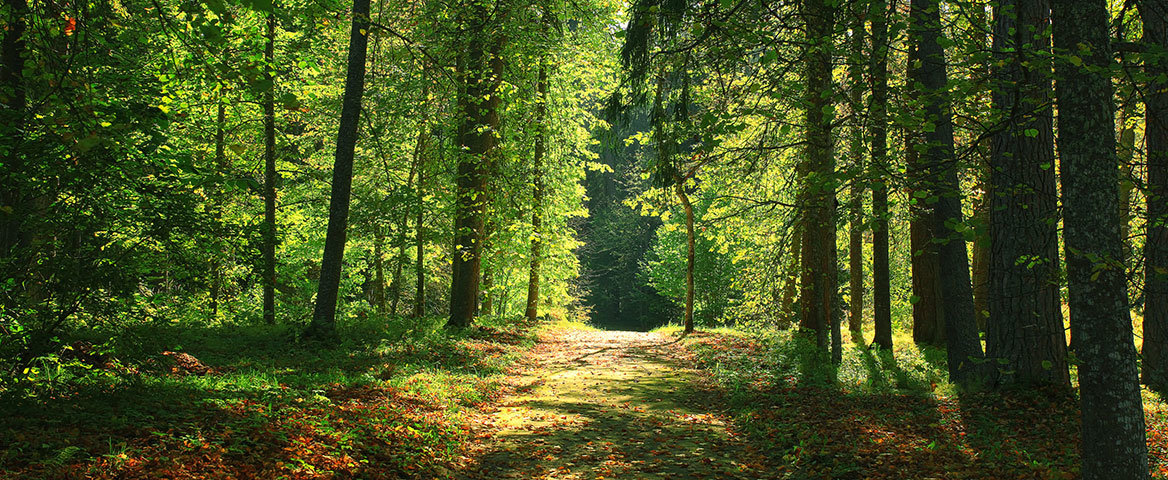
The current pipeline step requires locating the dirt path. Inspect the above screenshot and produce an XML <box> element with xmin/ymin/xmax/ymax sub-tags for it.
<box><xmin>453</xmin><ymin>328</ymin><xmax>773</xmax><ymax>479</ymax></box>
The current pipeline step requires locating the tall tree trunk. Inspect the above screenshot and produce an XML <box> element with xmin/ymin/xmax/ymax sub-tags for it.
<box><xmin>373</xmin><ymin>226</ymin><xmax>386</xmax><ymax>313</ymax></box>
<box><xmin>908</xmin><ymin>133</ymin><xmax>945</xmax><ymax>345</ymax></box>
<box><xmin>413</xmin><ymin>80</ymin><xmax>431</xmax><ymax>318</ymax></box>
<box><xmin>847</xmin><ymin>10</ymin><xmax>866</xmax><ymax>336</ymax></box>
<box><xmin>525</xmin><ymin>59</ymin><xmax>548</xmax><ymax>323</ymax></box>
<box><xmin>448</xmin><ymin>10</ymin><xmax>504</xmax><ymax>328</ymax></box>
<box><xmin>985</xmin><ymin>0</ymin><xmax>1069</xmax><ymax>389</ymax></box>
<box><xmin>391</xmin><ymin>161</ymin><xmax>418</xmax><ymax>316</ymax></box>
<box><xmin>262</xmin><ymin>10</ymin><xmax>278</xmax><ymax>325</ymax></box>
<box><xmin>1140</xmin><ymin>0</ymin><xmax>1168</xmax><ymax>390</ymax></box>
<box><xmin>306</xmin><ymin>0</ymin><xmax>371</xmax><ymax>339</ymax></box>
<box><xmin>676</xmin><ymin>180</ymin><xmax>696</xmax><ymax>334</ymax></box>
<box><xmin>1052</xmin><ymin>0</ymin><xmax>1149</xmax><ymax>476</ymax></box>
<box><xmin>211</xmin><ymin>100</ymin><xmax>227</xmax><ymax>316</ymax></box>
<box><xmin>907</xmin><ymin>0</ymin><xmax>987</xmax><ymax>388</ymax></box>
<box><xmin>868</xmin><ymin>0</ymin><xmax>893</xmax><ymax>350</ymax></box>
<box><xmin>799</xmin><ymin>0</ymin><xmax>837</xmax><ymax>353</ymax></box>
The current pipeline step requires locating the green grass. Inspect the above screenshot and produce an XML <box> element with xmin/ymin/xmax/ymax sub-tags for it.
<box><xmin>0</xmin><ymin>314</ymin><xmax>537</xmax><ymax>479</ymax></box>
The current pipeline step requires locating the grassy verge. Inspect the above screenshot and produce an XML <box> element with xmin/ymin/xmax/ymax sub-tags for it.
<box><xmin>0</xmin><ymin>315</ymin><xmax>537</xmax><ymax>479</ymax></box>
<box><xmin>673</xmin><ymin>327</ymin><xmax>1168</xmax><ymax>479</ymax></box>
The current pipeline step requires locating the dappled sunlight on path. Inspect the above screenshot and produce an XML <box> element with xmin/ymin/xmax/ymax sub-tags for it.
<box><xmin>452</xmin><ymin>328</ymin><xmax>774</xmax><ymax>479</ymax></box>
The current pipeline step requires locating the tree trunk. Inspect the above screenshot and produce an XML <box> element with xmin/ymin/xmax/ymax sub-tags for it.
<box><xmin>908</xmin><ymin>133</ymin><xmax>945</xmax><ymax>346</ymax></box>
<box><xmin>305</xmin><ymin>0</ymin><xmax>371</xmax><ymax>340</ymax></box>
<box><xmin>525</xmin><ymin>59</ymin><xmax>548</xmax><ymax>323</ymax></box>
<box><xmin>1052</xmin><ymin>0</ymin><xmax>1149</xmax><ymax>476</ymax></box>
<box><xmin>448</xmin><ymin>10</ymin><xmax>504</xmax><ymax>329</ymax></box>
<box><xmin>868</xmin><ymin>0</ymin><xmax>893</xmax><ymax>350</ymax></box>
<box><xmin>907</xmin><ymin>0</ymin><xmax>987</xmax><ymax>389</ymax></box>
<box><xmin>262</xmin><ymin>10</ymin><xmax>278</xmax><ymax>325</ymax></box>
<box><xmin>847</xmin><ymin>12</ymin><xmax>866</xmax><ymax>336</ymax></box>
<box><xmin>985</xmin><ymin>0</ymin><xmax>1069</xmax><ymax>389</ymax></box>
<box><xmin>676</xmin><ymin>181</ymin><xmax>696</xmax><ymax>334</ymax></box>
<box><xmin>373</xmin><ymin>226</ymin><xmax>386</xmax><ymax>314</ymax></box>
<box><xmin>1140</xmin><ymin>0</ymin><xmax>1168</xmax><ymax>391</ymax></box>
<box><xmin>211</xmin><ymin>100</ymin><xmax>227</xmax><ymax>316</ymax></box>
<box><xmin>413</xmin><ymin>80</ymin><xmax>431</xmax><ymax>318</ymax></box>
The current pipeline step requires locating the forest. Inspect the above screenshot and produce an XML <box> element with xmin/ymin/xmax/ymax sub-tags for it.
<box><xmin>1</xmin><ymin>0</ymin><xmax>1167</xmax><ymax>477</ymax></box>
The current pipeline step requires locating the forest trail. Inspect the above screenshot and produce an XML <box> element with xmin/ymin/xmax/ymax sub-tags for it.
<box><xmin>453</xmin><ymin>328</ymin><xmax>773</xmax><ymax>479</ymax></box>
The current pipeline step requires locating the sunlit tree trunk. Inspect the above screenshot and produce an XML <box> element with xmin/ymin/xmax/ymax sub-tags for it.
<box><xmin>525</xmin><ymin>59</ymin><xmax>548</xmax><ymax>323</ymax></box>
<box><xmin>1140</xmin><ymin>0</ymin><xmax>1168</xmax><ymax>390</ymax></box>
<box><xmin>907</xmin><ymin>0</ymin><xmax>987</xmax><ymax>388</ymax></box>
<box><xmin>985</xmin><ymin>0</ymin><xmax>1068</xmax><ymax>389</ymax></box>
<box><xmin>449</xmin><ymin>8</ymin><xmax>505</xmax><ymax>328</ymax></box>
<box><xmin>306</xmin><ymin>0</ymin><xmax>371</xmax><ymax>340</ymax></box>
<box><xmin>1052</xmin><ymin>0</ymin><xmax>1149</xmax><ymax>476</ymax></box>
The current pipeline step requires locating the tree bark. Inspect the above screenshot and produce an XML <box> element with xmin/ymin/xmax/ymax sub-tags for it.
<box><xmin>907</xmin><ymin>0</ymin><xmax>987</xmax><ymax>388</ymax></box>
<box><xmin>985</xmin><ymin>0</ymin><xmax>1069</xmax><ymax>389</ymax></box>
<box><xmin>448</xmin><ymin>9</ymin><xmax>504</xmax><ymax>329</ymax></box>
<box><xmin>306</xmin><ymin>0</ymin><xmax>371</xmax><ymax>340</ymax></box>
<box><xmin>1052</xmin><ymin>0</ymin><xmax>1149</xmax><ymax>476</ymax></box>
<box><xmin>868</xmin><ymin>0</ymin><xmax>893</xmax><ymax>350</ymax></box>
<box><xmin>211</xmin><ymin>100</ymin><xmax>227</xmax><ymax>316</ymax></box>
<box><xmin>1140</xmin><ymin>0</ymin><xmax>1168</xmax><ymax>391</ymax></box>
<box><xmin>525</xmin><ymin>59</ymin><xmax>548</xmax><ymax>323</ymax></box>
<box><xmin>262</xmin><ymin>10</ymin><xmax>278</xmax><ymax>325</ymax></box>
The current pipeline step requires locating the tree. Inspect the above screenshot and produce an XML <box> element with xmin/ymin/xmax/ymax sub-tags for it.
<box><xmin>984</xmin><ymin>0</ymin><xmax>1069</xmax><ymax>388</ymax></box>
<box><xmin>449</xmin><ymin>2</ymin><xmax>505</xmax><ymax>329</ymax></box>
<box><xmin>1140</xmin><ymin>0</ymin><xmax>1168</xmax><ymax>390</ymax></box>
<box><xmin>868</xmin><ymin>0</ymin><xmax>893</xmax><ymax>350</ymax></box>
<box><xmin>262</xmin><ymin>9</ymin><xmax>278</xmax><ymax>325</ymax></box>
<box><xmin>846</xmin><ymin>5</ymin><xmax>866</xmax><ymax>336</ymax></box>
<box><xmin>305</xmin><ymin>0</ymin><xmax>372</xmax><ymax>340</ymax></box>
<box><xmin>525</xmin><ymin>55</ymin><xmax>549</xmax><ymax>323</ymax></box>
<box><xmin>798</xmin><ymin>0</ymin><xmax>838</xmax><ymax>359</ymax></box>
<box><xmin>1051</xmin><ymin>0</ymin><xmax>1149</xmax><ymax>476</ymax></box>
<box><xmin>906</xmin><ymin>0</ymin><xmax>987</xmax><ymax>388</ymax></box>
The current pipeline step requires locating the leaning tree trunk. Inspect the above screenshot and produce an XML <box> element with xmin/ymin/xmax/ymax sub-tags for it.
<box><xmin>448</xmin><ymin>9</ymin><xmax>504</xmax><ymax>329</ymax></box>
<box><xmin>985</xmin><ymin>0</ymin><xmax>1069</xmax><ymax>389</ymax></box>
<box><xmin>798</xmin><ymin>0</ymin><xmax>837</xmax><ymax>353</ymax></box>
<box><xmin>305</xmin><ymin>0</ymin><xmax>371</xmax><ymax>340</ymax></box>
<box><xmin>525</xmin><ymin>59</ymin><xmax>548</xmax><ymax>323</ymax></box>
<box><xmin>907</xmin><ymin>0</ymin><xmax>987</xmax><ymax>389</ymax></box>
<box><xmin>262</xmin><ymin>10</ymin><xmax>278</xmax><ymax>325</ymax></box>
<box><xmin>868</xmin><ymin>0</ymin><xmax>893</xmax><ymax>350</ymax></box>
<box><xmin>1052</xmin><ymin>0</ymin><xmax>1149</xmax><ymax>477</ymax></box>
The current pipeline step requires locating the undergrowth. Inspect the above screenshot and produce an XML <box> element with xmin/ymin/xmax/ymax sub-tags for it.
<box><xmin>0</xmin><ymin>315</ymin><xmax>537</xmax><ymax>479</ymax></box>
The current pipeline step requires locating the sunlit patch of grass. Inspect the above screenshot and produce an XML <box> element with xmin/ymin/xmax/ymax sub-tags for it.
<box><xmin>541</xmin><ymin>317</ymin><xmax>597</xmax><ymax>332</ymax></box>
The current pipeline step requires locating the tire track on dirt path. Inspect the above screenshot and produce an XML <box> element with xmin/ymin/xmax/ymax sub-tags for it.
<box><xmin>451</xmin><ymin>327</ymin><xmax>774</xmax><ymax>479</ymax></box>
